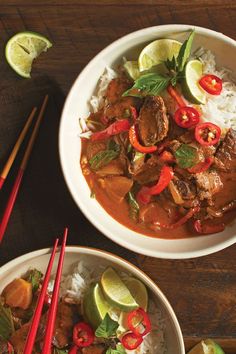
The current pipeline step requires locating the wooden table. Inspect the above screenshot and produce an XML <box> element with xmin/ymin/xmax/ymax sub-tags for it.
<box><xmin>0</xmin><ymin>1</ymin><xmax>236</xmax><ymax>352</ymax></box>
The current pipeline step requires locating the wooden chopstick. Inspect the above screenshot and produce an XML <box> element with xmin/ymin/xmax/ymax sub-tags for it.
<box><xmin>42</xmin><ymin>228</ymin><xmax>68</xmax><ymax>354</ymax></box>
<box><xmin>0</xmin><ymin>95</ymin><xmax>49</xmax><ymax>244</ymax></box>
<box><xmin>23</xmin><ymin>238</ymin><xmax>59</xmax><ymax>354</ymax></box>
<box><xmin>0</xmin><ymin>107</ymin><xmax>37</xmax><ymax>190</ymax></box>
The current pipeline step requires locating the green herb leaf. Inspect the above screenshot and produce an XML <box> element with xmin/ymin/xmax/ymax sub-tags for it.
<box><xmin>165</xmin><ymin>55</ymin><xmax>178</xmax><ymax>72</ymax></box>
<box><xmin>123</xmin><ymin>73</ymin><xmax>170</xmax><ymax>97</ymax></box>
<box><xmin>174</xmin><ymin>144</ymin><xmax>198</xmax><ymax>168</ymax></box>
<box><xmin>89</xmin><ymin>141</ymin><xmax>120</xmax><ymax>170</ymax></box>
<box><xmin>133</xmin><ymin>151</ymin><xmax>145</xmax><ymax>162</ymax></box>
<box><xmin>127</xmin><ymin>191</ymin><xmax>140</xmax><ymax>222</ymax></box>
<box><xmin>25</xmin><ymin>268</ymin><xmax>43</xmax><ymax>293</ymax></box>
<box><xmin>52</xmin><ymin>348</ymin><xmax>69</xmax><ymax>354</ymax></box>
<box><xmin>106</xmin><ymin>344</ymin><xmax>126</xmax><ymax>354</ymax></box>
<box><xmin>0</xmin><ymin>302</ymin><xmax>14</xmax><ymax>341</ymax></box>
<box><xmin>95</xmin><ymin>313</ymin><xmax>119</xmax><ymax>339</ymax></box>
<box><xmin>177</xmin><ymin>30</ymin><xmax>195</xmax><ymax>72</ymax></box>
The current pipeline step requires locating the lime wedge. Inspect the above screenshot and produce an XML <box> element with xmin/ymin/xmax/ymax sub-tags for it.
<box><xmin>188</xmin><ymin>339</ymin><xmax>225</xmax><ymax>354</ymax></box>
<box><xmin>138</xmin><ymin>39</ymin><xmax>182</xmax><ymax>72</ymax></box>
<box><xmin>124</xmin><ymin>61</ymin><xmax>140</xmax><ymax>80</ymax></box>
<box><xmin>83</xmin><ymin>283</ymin><xmax>110</xmax><ymax>329</ymax></box>
<box><xmin>119</xmin><ymin>277</ymin><xmax>148</xmax><ymax>331</ymax></box>
<box><xmin>5</xmin><ymin>31</ymin><xmax>52</xmax><ymax>78</ymax></box>
<box><xmin>101</xmin><ymin>267</ymin><xmax>138</xmax><ymax>312</ymax></box>
<box><xmin>183</xmin><ymin>59</ymin><xmax>206</xmax><ymax>104</ymax></box>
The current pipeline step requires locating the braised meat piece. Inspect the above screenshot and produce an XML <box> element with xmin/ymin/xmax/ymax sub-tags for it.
<box><xmin>194</xmin><ymin>170</ymin><xmax>223</xmax><ymax>201</ymax></box>
<box><xmin>174</xmin><ymin>179</ymin><xmax>196</xmax><ymax>200</ymax></box>
<box><xmin>10</xmin><ymin>322</ymin><xmax>31</xmax><ymax>353</ymax></box>
<box><xmin>53</xmin><ymin>302</ymin><xmax>75</xmax><ymax>348</ymax></box>
<box><xmin>138</xmin><ymin>96</ymin><xmax>169</xmax><ymax>146</ymax></box>
<box><xmin>106</xmin><ymin>77</ymin><xmax>131</xmax><ymax>104</ymax></box>
<box><xmin>81</xmin><ymin>345</ymin><xmax>105</xmax><ymax>354</ymax></box>
<box><xmin>132</xmin><ymin>155</ymin><xmax>161</xmax><ymax>184</ymax></box>
<box><xmin>215</xmin><ymin>128</ymin><xmax>236</xmax><ymax>171</ymax></box>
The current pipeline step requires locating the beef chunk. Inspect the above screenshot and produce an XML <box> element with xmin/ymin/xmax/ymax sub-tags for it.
<box><xmin>215</xmin><ymin>128</ymin><xmax>236</xmax><ymax>171</ymax></box>
<box><xmin>53</xmin><ymin>302</ymin><xmax>75</xmax><ymax>348</ymax></box>
<box><xmin>106</xmin><ymin>77</ymin><xmax>131</xmax><ymax>104</ymax></box>
<box><xmin>174</xmin><ymin>179</ymin><xmax>196</xmax><ymax>200</ymax></box>
<box><xmin>82</xmin><ymin>345</ymin><xmax>105</xmax><ymax>354</ymax></box>
<box><xmin>132</xmin><ymin>155</ymin><xmax>161</xmax><ymax>184</ymax></box>
<box><xmin>138</xmin><ymin>96</ymin><xmax>169</xmax><ymax>146</ymax></box>
<box><xmin>194</xmin><ymin>170</ymin><xmax>223</xmax><ymax>201</ymax></box>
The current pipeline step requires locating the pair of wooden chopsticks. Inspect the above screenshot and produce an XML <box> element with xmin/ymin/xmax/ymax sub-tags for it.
<box><xmin>0</xmin><ymin>95</ymin><xmax>48</xmax><ymax>244</ymax></box>
<box><xmin>24</xmin><ymin>228</ymin><xmax>68</xmax><ymax>354</ymax></box>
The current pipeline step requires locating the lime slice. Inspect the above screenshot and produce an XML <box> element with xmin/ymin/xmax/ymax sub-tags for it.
<box><xmin>124</xmin><ymin>61</ymin><xmax>140</xmax><ymax>80</ymax></box>
<box><xmin>5</xmin><ymin>31</ymin><xmax>52</xmax><ymax>78</ymax></box>
<box><xmin>138</xmin><ymin>39</ymin><xmax>182</xmax><ymax>72</ymax></box>
<box><xmin>83</xmin><ymin>283</ymin><xmax>110</xmax><ymax>329</ymax></box>
<box><xmin>101</xmin><ymin>267</ymin><xmax>138</xmax><ymax>312</ymax></box>
<box><xmin>183</xmin><ymin>59</ymin><xmax>206</xmax><ymax>104</ymax></box>
<box><xmin>188</xmin><ymin>339</ymin><xmax>225</xmax><ymax>354</ymax></box>
<box><xmin>119</xmin><ymin>277</ymin><xmax>148</xmax><ymax>331</ymax></box>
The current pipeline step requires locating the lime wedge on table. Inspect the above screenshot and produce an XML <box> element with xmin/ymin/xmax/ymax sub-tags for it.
<box><xmin>101</xmin><ymin>267</ymin><xmax>138</xmax><ymax>312</ymax></box>
<box><xmin>138</xmin><ymin>38</ymin><xmax>182</xmax><ymax>72</ymax></box>
<box><xmin>83</xmin><ymin>283</ymin><xmax>110</xmax><ymax>329</ymax></box>
<box><xmin>5</xmin><ymin>31</ymin><xmax>52</xmax><ymax>78</ymax></box>
<box><xmin>124</xmin><ymin>61</ymin><xmax>141</xmax><ymax>80</ymax></box>
<box><xmin>183</xmin><ymin>59</ymin><xmax>206</xmax><ymax>104</ymax></box>
<box><xmin>188</xmin><ymin>339</ymin><xmax>225</xmax><ymax>354</ymax></box>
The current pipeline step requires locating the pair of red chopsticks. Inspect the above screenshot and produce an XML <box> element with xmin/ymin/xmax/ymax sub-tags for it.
<box><xmin>0</xmin><ymin>95</ymin><xmax>48</xmax><ymax>244</ymax></box>
<box><xmin>24</xmin><ymin>228</ymin><xmax>68</xmax><ymax>354</ymax></box>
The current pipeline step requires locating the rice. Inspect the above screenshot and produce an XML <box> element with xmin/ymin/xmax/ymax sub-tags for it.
<box><xmin>49</xmin><ymin>261</ymin><xmax>167</xmax><ymax>354</ymax></box>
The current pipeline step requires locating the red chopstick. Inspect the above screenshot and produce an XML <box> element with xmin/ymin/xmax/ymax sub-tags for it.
<box><xmin>23</xmin><ymin>238</ymin><xmax>59</xmax><ymax>354</ymax></box>
<box><xmin>0</xmin><ymin>95</ymin><xmax>48</xmax><ymax>244</ymax></box>
<box><xmin>42</xmin><ymin>227</ymin><xmax>68</xmax><ymax>354</ymax></box>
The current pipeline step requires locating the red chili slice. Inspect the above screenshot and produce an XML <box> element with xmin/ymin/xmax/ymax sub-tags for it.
<box><xmin>73</xmin><ymin>322</ymin><xmax>94</xmax><ymax>348</ymax></box>
<box><xmin>7</xmin><ymin>342</ymin><xmax>14</xmax><ymax>353</ymax></box>
<box><xmin>174</xmin><ymin>106</ymin><xmax>200</xmax><ymax>128</ymax></box>
<box><xmin>91</xmin><ymin>119</ymin><xmax>130</xmax><ymax>141</ymax></box>
<box><xmin>69</xmin><ymin>345</ymin><xmax>78</xmax><ymax>354</ymax></box>
<box><xmin>121</xmin><ymin>332</ymin><xmax>143</xmax><ymax>350</ymax></box>
<box><xmin>194</xmin><ymin>219</ymin><xmax>225</xmax><ymax>234</ymax></box>
<box><xmin>127</xmin><ymin>308</ymin><xmax>151</xmax><ymax>337</ymax></box>
<box><xmin>187</xmin><ymin>157</ymin><xmax>214</xmax><ymax>174</ymax></box>
<box><xmin>129</xmin><ymin>125</ymin><xmax>157</xmax><ymax>153</ymax></box>
<box><xmin>195</xmin><ymin>122</ymin><xmax>221</xmax><ymax>146</ymax></box>
<box><xmin>199</xmin><ymin>74</ymin><xmax>223</xmax><ymax>95</ymax></box>
<box><xmin>167</xmin><ymin>85</ymin><xmax>186</xmax><ymax>107</ymax></box>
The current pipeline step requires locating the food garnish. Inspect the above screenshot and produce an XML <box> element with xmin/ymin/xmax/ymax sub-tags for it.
<box><xmin>199</xmin><ymin>74</ymin><xmax>223</xmax><ymax>95</ymax></box>
<box><xmin>195</xmin><ymin>122</ymin><xmax>221</xmax><ymax>146</ymax></box>
<box><xmin>174</xmin><ymin>106</ymin><xmax>200</xmax><ymax>128</ymax></box>
<box><xmin>127</xmin><ymin>307</ymin><xmax>151</xmax><ymax>337</ymax></box>
<box><xmin>121</xmin><ymin>332</ymin><xmax>143</xmax><ymax>350</ymax></box>
<box><xmin>73</xmin><ymin>322</ymin><xmax>94</xmax><ymax>347</ymax></box>
<box><xmin>174</xmin><ymin>144</ymin><xmax>198</xmax><ymax>168</ymax></box>
<box><xmin>129</xmin><ymin>124</ymin><xmax>157</xmax><ymax>153</ymax></box>
<box><xmin>0</xmin><ymin>302</ymin><xmax>15</xmax><ymax>341</ymax></box>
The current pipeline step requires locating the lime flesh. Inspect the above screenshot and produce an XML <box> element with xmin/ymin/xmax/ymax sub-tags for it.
<box><xmin>5</xmin><ymin>31</ymin><xmax>52</xmax><ymax>78</ymax></box>
<box><xmin>101</xmin><ymin>267</ymin><xmax>138</xmax><ymax>312</ymax></box>
<box><xmin>83</xmin><ymin>283</ymin><xmax>110</xmax><ymax>329</ymax></box>
<box><xmin>183</xmin><ymin>59</ymin><xmax>206</xmax><ymax>104</ymax></box>
<box><xmin>188</xmin><ymin>339</ymin><xmax>225</xmax><ymax>354</ymax></box>
<box><xmin>138</xmin><ymin>38</ymin><xmax>182</xmax><ymax>72</ymax></box>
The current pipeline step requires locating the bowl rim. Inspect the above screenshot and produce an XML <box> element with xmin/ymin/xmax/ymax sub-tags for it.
<box><xmin>59</xmin><ymin>24</ymin><xmax>236</xmax><ymax>259</ymax></box>
<box><xmin>0</xmin><ymin>245</ymin><xmax>185</xmax><ymax>353</ymax></box>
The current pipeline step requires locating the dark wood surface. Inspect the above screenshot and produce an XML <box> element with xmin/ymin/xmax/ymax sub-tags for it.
<box><xmin>0</xmin><ymin>1</ymin><xmax>235</xmax><ymax>352</ymax></box>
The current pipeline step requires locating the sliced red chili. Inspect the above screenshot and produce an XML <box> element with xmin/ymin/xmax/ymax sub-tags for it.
<box><xmin>154</xmin><ymin>206</ymin><xmax>200</xmax><ymax>229</ymax></box>
<box><xmin>127</xmin><ymin>308</ymin><xmax>151</xmax><ymax>337</ymax></box>
<box><xmin>167</xmin><ymin>85</ymin><xmax>186</xmax><ymax>107</ymax></box>
<box><xmin>199</xmin><ymin>74</ymin><xmax>223</xmax><ymax>95</ymax></box>
<box><xmin>188</xmin><ymin>157</ymin><xmax>214</xmax><ymax>174</ymax></box>
<box><xmin>121</xmin><ymin>332</ymin><xmax>143</xmax><ymax>350</ymax></box>
<box><xmin>194</xmin><ymin>219</ymin><xmax>225</xmax><ymax>234</ymax></box>
<box><xmin>129</xmin><ymin>125</ymin><xmax>157</xmax><ymax>153</ymax></box>
<box><xmin>137</xmin><ymin>166</ymin><xmax>174</xmax><ymax>205</ymax></box>
<box><xmin>195</xmin><ymin>122</ymin><xmax>221</xmax><ymax>146</ymax></box>
<box><xmin>7</xmin><ymin>342</ymin><xmax>14</xmax><ymax>353</ymax></box>
<box><xmin>69</xmin><ymin>345</ymin><xmax>78</xmax><ymax>354</ymax></box>
<box><xmin>174</xmin><ymin>106</ymin><xmax>200</xmax><ymax>128</ymax></box>
<box><xmin>73</xmin><ymin>322</ymin><xmax>94</xmax><ymax>348</ymax></box>
<box><xmin>91</xmin><ymin>119</ymin><xmax>130</xmax><ymax>141</ymax></box>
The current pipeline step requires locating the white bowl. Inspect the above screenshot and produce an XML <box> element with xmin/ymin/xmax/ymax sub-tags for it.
<box><xmin>59</xmin><ymin>24</ymin><xmax>236</xmax><ymax>259</ymax></box>
<box><xmin>0</xmin><ymin>246</ymin><xmax>185</xmax><ymax>353</ymax></box>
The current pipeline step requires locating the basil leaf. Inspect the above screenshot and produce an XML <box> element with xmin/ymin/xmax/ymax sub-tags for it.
<box><xmin>95</xmin><ymin>313</ymin><xmax>119</xmax><ymax>338</ymax></box>
<box><xmin>53</xmin><ymin>348</ymin><xmax>68</xmax><ymax>354</ymax></box>
<box><xmin>177</xmin><ymin>30</ymin><xmax>195</xmax><ymax>72</ymax></box>
<box><xmin>127</xmin><ymin>191</ymin><xmax>139</xmax><ymax>222</ymax></box>
<box><xmin>174</xmin><ymin>144</ymin><xmax>198</xmax><ymax>168</ymax></box>
<box><xmin>0</xmin><ymin>302</ymin><xmax>14</xmax><ymax>341</ymax></box>
<box><xmin>123</xmin><ymin>73</ymin><xmax>170</xmax><ymax>97</ymax></box>
<box><xmin>25</xmin><ymin>268</ymin><xmax>43</xmax><ymax>293</ymax></box>
<box><xmin>106</xmin><ymin>344</ymin><xmax>126</xmax><ymax>354</ymax></box>
<box><xmin>89</xmin><ymin>142</ymin><xmax>120</xmax><ymax>170</ymax></box>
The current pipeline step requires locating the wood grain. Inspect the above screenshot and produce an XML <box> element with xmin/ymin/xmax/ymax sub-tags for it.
<box><xmin>0</xmin><ymin>1</ymin><xmax>235</xmax><ymax>352</ymax></box>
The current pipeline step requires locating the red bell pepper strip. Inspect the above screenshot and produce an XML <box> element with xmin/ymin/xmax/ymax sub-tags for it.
<box><xmin>7</xmin><ymin>342</ymin><xmax>14</xmax><ymax>353</ymax></box>
<box><xmin>199</xmin><ymin>74</ymin><xmax>223</xmax><ymax>95</ymax></box>
<box><xmin>91</xmin><ymin>119</ymin><xmax>130</xmax><ymax>141</ymax></box>
<box><xmin>129</xmin><ymin>125</ymin><xmax>157</xmax><ymax>153</ymax></box>
<box><xmin>194</xmin><ymin>219</ymin><xmax>225</xmax><ymax>234</ymax></box>
<box><xmin>69</xmin><ymin>346</ymin><xmax>78</xmax><ymax>354</ymax></box>
<box><xmin>137</xmin><ymin>166</ymin><xmax>174</xmax><ymax>205</ymax></box>
<box><xmin>167</xmin><ymin>85</ymin><xmax>186</xmax><ymax>107</ymax></box>
<box><xmin>187</xmin><ymin>157</ymin><xmax>214</xmax><ymax>174</ymax></box>
<box><xmin>174</xmin><ymin>106</ymin><xmax>200</xmax><ymax>128</ymax></box>
<box><xmin>154</xmin><ymin>206</ymin><xmax>200</xmax><ymax>229</ymax></box>
<box><xmin>73</xmin><ymin>322</ymin><xmax>94</xmax><ymax>347</ymax></box>
<box><xmin>127</xmin><ymin>308</ymin><xmax>151</xmax><ymax>337</ymax></box>
<box><xmin>195</xmin><ymin>122</ymin><xmax>221</xmax><ymax>146</ymax></box>
<box><xmin>121</xmin><ymin>332</ymin><xmax>143</xmax><ymax>350</ymax></box>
